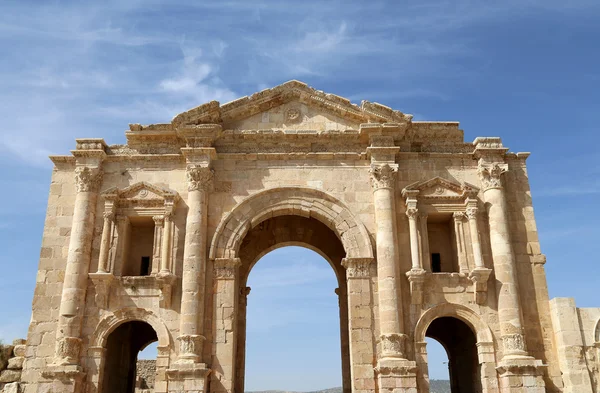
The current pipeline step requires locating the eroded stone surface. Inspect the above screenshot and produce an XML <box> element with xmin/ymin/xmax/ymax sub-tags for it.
<box><xmin>17</xmin><ymin>81</ymin><xmax>598</xmax><ymax>393</ymax></box>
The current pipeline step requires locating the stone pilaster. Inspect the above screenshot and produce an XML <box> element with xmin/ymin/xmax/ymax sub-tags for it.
<box><xmin>211</xmin><ymin>258</ymin><xmax>241</xmax><ymax>393</ymax></box>
<box><xmin>474</xmin><ymin>137</ymin><xmax>545</xmax><ymax>392</ymax></box>
<box><xmin>235</xmin><ymin>286</ymin><xmax>251</xmax><ymax>393</ymax></box>
<box><xmin>342</xmin><ymin>258</ymin><xmax>376</xmax><ymax>393</ymax></box>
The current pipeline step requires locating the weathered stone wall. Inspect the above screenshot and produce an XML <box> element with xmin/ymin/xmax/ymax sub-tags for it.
<box><xmin>0</xmin><ymin>339</ymin><xmax>26</xmax><ymax>393</ymax></box>
<box><xmin>136</xmin><ymin>359</ymin><xmax>156</xmax><ymax>391</ymax></box>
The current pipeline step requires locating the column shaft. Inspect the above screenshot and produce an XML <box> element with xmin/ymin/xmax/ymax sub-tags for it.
<box><xmin>55</xmin><ymin>166</ymin><xmax>102</xmax><ymax>365</ymax></box>
<box><xmin>178</xmin><ymin>187</ymin><xmax>208</xmax><ymax>362</ymax></box>
<box><xmin>160</xmin><ymin>215</ymin><xmax>172</xmax><ymax>273</ymax></box>
<box><xmin>97</xmin><ymin>212</ymin><xmax>114</xmax><ymax>273</ymax></box>
<box><xmin>419</xmin><ymin>213</ymin><xmax>431</xmax><ymax>271</ymax></box>
<box><xmin>453</xmin><ymin>213</ymin><xmax>468</xmax><ymax>273</ymax></box>
<box><xmin>466</xmin><ymin>208</ymin><xmax>485</xmax><ymax>269</ymax></box>
<box><xmin>370</xmin><ymin>164</ymin><xmax>406</xmax><ymax>358</ymax></box>
<box><xmin>407</xmin><ymin>210</ymin><xmax>421</xmax><ymax>270</ymax></box>
<box><xmin>485</xmin><ymin>186</ymin><xmax>527</xmax><ymax>356</ymax></box>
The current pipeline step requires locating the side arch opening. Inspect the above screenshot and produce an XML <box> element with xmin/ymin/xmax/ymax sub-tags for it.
<box><xmin>101</xmin><ymin>320</ymin><xmax>158</xmax><ymax>393</ymax></box>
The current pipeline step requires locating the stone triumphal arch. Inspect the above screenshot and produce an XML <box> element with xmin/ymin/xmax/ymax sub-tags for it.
<box><xmin>15</xmin><ymin>81</ymin><xmax>600</xmax><ymax>393</ymax></box>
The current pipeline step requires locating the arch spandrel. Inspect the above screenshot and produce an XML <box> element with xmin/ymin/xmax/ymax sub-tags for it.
<box><xmin>209</xmin><ymin>186</ymin><xmax>374</xmax><ymax>260</ymax></box>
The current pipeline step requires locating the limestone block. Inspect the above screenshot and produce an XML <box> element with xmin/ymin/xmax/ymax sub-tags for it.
<box><xmin>0</xmin><ymin>370</ymin><xmax>21</xmax><ymax>383</ymax></box>
<box><xmin>7</xmin><ymin>358</ymin><xmax>23</xmax><ymax>370</ymax></box>
<box><xmin>12</xmin><ymin>347</ymin><xmax>25</xmax><ymax>359</ymax></box>
<box><xmin>2</xmin><ymin>382</ymin><xmax>19</xmax><ymax>393</ymax></box>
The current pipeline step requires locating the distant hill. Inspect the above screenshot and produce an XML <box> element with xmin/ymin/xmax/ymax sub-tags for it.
<box><xmin>247</xmin><ymin>381</ymin><xmax>451</xmax><ymax>393</ymax></box>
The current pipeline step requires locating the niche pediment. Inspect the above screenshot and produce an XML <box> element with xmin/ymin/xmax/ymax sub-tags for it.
<box><xmin>102</xmin><ymin>182</ymin><xmax>179</xmax><ymax>211</ymax></box>
<box><xmin>402</xmin><ymin>177</ymin><xmax>478</xmax><ymax>201</ymax></box>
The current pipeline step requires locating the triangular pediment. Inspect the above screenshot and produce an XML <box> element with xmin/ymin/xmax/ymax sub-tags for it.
<box><xmin>403</xmin><ymin>177</ymin><xmax>478</xmax><ymax>200</ymax></box>
<box><xmin>102</xmin><ymin>182</ymin><xmax>178</xmax><ymax>202</ymax></box>
<box><xmin>171</xmin><ymin>80</ymin><xmax>413</xmax><ymax>129</ymax></box>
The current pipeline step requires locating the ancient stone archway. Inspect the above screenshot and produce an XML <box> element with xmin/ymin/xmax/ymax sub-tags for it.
<box><xmin>208</xmin><ymin>187</ymin><xmax>374</xmax><ymax>393</ymax></box>
<box><xmin>24</xmin><ymin>81</ymin><xmax>568</xmax><ymax>393</ymax></box>
<box><xmin>89</xmin><ymin>308</ymin><xmax>172</xmax><ymax>393</ymax></box>
<box><xmin>414</xmin><ymin>304</ymin><xmax>497</xmax><ymax>393</ymax></box>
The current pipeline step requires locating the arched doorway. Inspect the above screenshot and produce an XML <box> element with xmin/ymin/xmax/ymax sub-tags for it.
<box><xmin>425</xmin><ymin>317</ymin><xmax>481</xmax><ymax>393</ymax></box>
<box><xmin>235</xmin><ymin>216</ymin><xmax>351</xmax><ymax>393</ymax></box>
<box><xmin>209</xmin><ymin>187</ymin><xmax>376</xmax><ymax>393</ymax></box>
<box><xmin>101</xmin><ymin>320</ymin><xmax>158</xmax><ymax>393</ymax></box>
<box><xmin>243</xmin><ymin>246</ymin><xmax>342</xmax><ymax>390</ymax></box>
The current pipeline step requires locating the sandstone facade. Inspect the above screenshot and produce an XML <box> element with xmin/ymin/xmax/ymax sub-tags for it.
<box><xmin>17</xmin><ymin>81</ymin><xmax>600</xmax><ymax>392</ymax></box>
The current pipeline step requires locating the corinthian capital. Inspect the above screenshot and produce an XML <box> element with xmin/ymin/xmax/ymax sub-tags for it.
<box><xmin>186</xmin><ymin>165</ymin><xmax>214</xmax><ymax>192</ymax></box>
<box><xmin>74</xmin><ymin>166</ymin><xmax>103</xmax><ymax>193</ymax></box>
<box><xmin>369</xmin><ymin>164</ymin><xmax>397</xmax><ymax>190</ymax></box>
<box><xmin>477</xmin><ymin>161</ymin><xmax>507</xmax><ymax>191</ymax></box>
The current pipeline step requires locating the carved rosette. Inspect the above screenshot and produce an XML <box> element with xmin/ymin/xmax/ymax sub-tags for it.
<box><xmin>186</xmin><ymin>165</ymin><xmax>214</xmax><ymax>192</ymax></box>
<box><xmin>74</xmin><ymin>166</ymin><xmax>103</xmax><ymax>193</ymax></box>
<box><xmin>177</xmin><ymin>334</ymin><xmax>205</xmax><ymax>359</ymax></box>
<box><xmin>54</xmin><ymin>337</ymin><xmax>82</xmax><ymax>365</ymax></box>
<box><xmin>213</xmin><ymin>258</ymin><xmax>241</xmax><ymax>279</ymax></box>
<box><xmin>477</xmin><ymin>162</ymin><xmax>508</xmax><ymax>191</ymax></box>
<box><xmin>502</xmin><ymin>333</ymin><xmax>526</xmax><ymax>354</ymax></box>
<box><xmin>369</xmin><ymin>164</ymin><xmax>397</xmax><ymax>191</ymax></box>
<box><xmin>380</xmin><ymin>333</ymin><xmax>406</xmax><ymax>357</ymax></box>
<box><xmin>341</xmin><ymin>258</ymin><xmax>373</xmax><ymax>279</ymax></box>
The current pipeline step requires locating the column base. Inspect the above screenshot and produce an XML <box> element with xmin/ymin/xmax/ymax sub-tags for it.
<box><xmin>496</xmin><ymin>357</ymin><xmax>546</xmax><ymax>393</ymax></box>
<box><xmin>375</xmin><ymin>358</ymin><xmax>418</xmax><ymax>393</ymax></box>
<box><xmin>166</xmin><ymin>363</ymin><xmax>211</xmax><ymax>393</ymax></box>
<box><xmin>40</xmin><ymin>365</ymin><xmax>86</xmax><ymax>393</ymax></box>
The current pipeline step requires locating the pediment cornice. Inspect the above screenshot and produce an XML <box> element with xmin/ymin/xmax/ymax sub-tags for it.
<box><xmin>171</xmin><ymin>80</ymin><xmax>413</xmax><ymax>128</ymax></box>
<box><xmin>402</xmin><ymin>176</ymin><xmax>479</xmax><ymax>201</ymax></box>
<box><xmin>102</xmin><ymin>181</ymin><xmax>179</xmax><ymax>208</ymax></box>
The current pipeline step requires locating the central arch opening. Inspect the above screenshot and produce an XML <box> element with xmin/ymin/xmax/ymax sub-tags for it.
<box><xmin>235</xmin><ymin>215</ymin><xmax>351</xmax><ymax>393</ymax></box>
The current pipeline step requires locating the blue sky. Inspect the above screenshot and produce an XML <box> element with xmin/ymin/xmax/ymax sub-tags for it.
<box><xmin>1</xmin><ymin>0</ymin><xmax>600</xmax><ymax>389</ymax></box>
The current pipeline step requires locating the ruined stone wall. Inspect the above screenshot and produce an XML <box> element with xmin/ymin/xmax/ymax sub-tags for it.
<box><xmin>0</xmin><ymin>339</ymin><xmax>26</xmax><ymax>393</ymax></box>
<box><xmin>136</xmin><ymin>359</ymin><xmax>157</xmax><ymax>391</ymax></box>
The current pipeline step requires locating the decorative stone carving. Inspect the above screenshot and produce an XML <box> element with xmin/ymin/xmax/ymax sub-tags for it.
<box><xmin>54</xmin><ymin>337</ymin><xmax>82</xmax><ymax>365</ymax></box>
<box><xmin>213</xmin><ymin>258</ymin><xmax>241</xmax><ymax>279</ymax></box>
<box><xmin>177</xmin><ymin>334</ymin><xmax>206</xmax><ymax>362</ymax></box>
<box><xmin>74</xmin><ymin>166</ymin><xmax>103</xmax><ymax>193</ymax></box>
<box><xmin>502</xmin><ymin>333</ymin><xmax>526</xmax><ymax>354</ymax></box>
<box><xmin>477</xmin><ymin>162</ymin><xmax>508</xmax><ymax>191</ymax></box>
<box><xmin>380</xmin><ymin>333</ymin><xmax>406</xmax><ymax>358</ymax></box>
<box><xmin>186</xmin><ymin>165</ymin><xmax>214</xmax><ymax>192</ymax></box>
<box><xmin>156</xmin><ymin>272</ymin><xmax>176</xmax><ymax>308</ymax></box>
<box><xmin>465</xmin><ymin>206</ymin><xmax>478</xmax><ymax>220</ymax></box>
<box><xmin>285</xmin><ymin>107</ymin><xmax>302</xmax><ymax>122</ymax></box>
<box><xmin>341</xmin><ymin>258</ymin><xmax>373</xmax><ymax>278</ymax></box>
<box><xmin>369</xmin><ymin>164</ymin><xmax>397</xmax><ymax>190</ymax></box>
<box><xmin>405</xmin><ymin>207</ymin><xmax>419</xmax><ymax>220</ymax></box>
